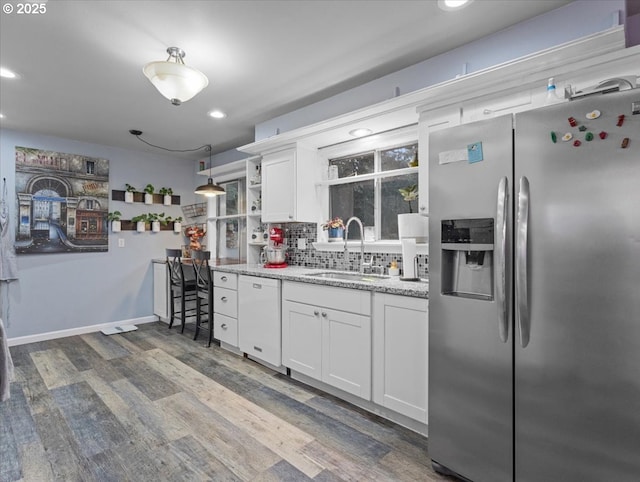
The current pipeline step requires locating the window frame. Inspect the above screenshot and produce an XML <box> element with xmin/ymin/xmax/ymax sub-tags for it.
<box><xmin>318</xmin><ymin>125</ymin><xmax>419</xmax><ymax>246</ymax></box>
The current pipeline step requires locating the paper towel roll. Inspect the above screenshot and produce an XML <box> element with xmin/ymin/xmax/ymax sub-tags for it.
<box><xmin>401</xmin><ymin>238</ymin><xmax>417</xmax><ymax>279</ymax></box>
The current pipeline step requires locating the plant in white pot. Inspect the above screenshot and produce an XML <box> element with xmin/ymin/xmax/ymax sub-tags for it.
<box><xmin>131</xmin><ymin>214</ymin><xmax>148</xmax><ymax>233</ymax></box>
<box><xmin>124</xmin><ymin>183</ymin><xmax>137</xmax><ymax>203</ymax></box>
<box><xmin>159</xmin><ymin>187</ymin><xmax>173</xmax><ymax>206</ymax></box>
<box><xmin>143</xmin><ymin>184</ymin><xmax>155</xmax><ymax>204</ymax></box>
<box><xmin>107</xmin><ymin>210</ymin><xmax>122</xmax><ymax>232</ymax></box>
<box><xmin>147</xmin><ymin>213</ymin><xmax>164</xmax><ymax>232</ymax></box>
<box><xmin>397</xmin><ymin>184</ymin><xmax>428</xmax><ymax>242</ymax></box>
<box><xmin>170</xmin><ymin>216</ymin><xmax>183</xmax><ymax>233</ymax></box>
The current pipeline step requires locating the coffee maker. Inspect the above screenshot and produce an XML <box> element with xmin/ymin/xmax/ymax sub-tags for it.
<box><xmin>263</xmin><ymin>225</ymin><xmax>288</xmax><ymax>268</ymax></box>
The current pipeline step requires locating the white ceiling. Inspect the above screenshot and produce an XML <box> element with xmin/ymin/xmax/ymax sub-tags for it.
<box><xmin>0</xmin><ymin>0</ymin><xmax>572</xmax><ymax>160</ymax></box>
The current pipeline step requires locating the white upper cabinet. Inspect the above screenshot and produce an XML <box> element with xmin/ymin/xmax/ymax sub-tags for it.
<box><xmin>261</xmin><ymin>144</ymin><xmax>322</xmax><ymax>223</ymax></box>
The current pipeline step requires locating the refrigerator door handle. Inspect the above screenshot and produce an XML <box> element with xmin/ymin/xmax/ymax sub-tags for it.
<box><xmin>516</xmin><ymin>176</ymin><xmax>530</xmax><ymax>348</ymax></box>
<box><xmin>496</xmin><ymin>177</ymin><xmax>509</xmax><ymax>343</ymax></box>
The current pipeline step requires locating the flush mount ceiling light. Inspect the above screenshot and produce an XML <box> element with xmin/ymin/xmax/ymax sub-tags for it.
<box><xmin>349</xmin><ymin>128</ymin><xmax>373</xmax><ymax>137</ymax></box>
<box><xmin>437</xmin><ymin>0</ymin><xmax>473</xmax><ymax>11</ymax></box>
<box><xmin>143</xmin><ymin>47</ymin><xmax>209</xmax><ymax>106</ymax></box>
<box><xmin>195</xmin><ymin>145</ymin><xmax>225</xmax><ymax>197</ymax></box>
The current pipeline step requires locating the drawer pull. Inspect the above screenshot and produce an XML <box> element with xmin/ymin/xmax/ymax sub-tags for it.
<box><xmin>253</xmin><ymin>346</ymin><xmax>263</xmax><ymax>352</ymax></box>
<box><xmin>253</xmin><ymin>283</ymin><xmax>262</xmax><ymax>289</ymax></box>
<box><xmin>221</xmin><ymin>276</ymin><xmax>228</xmax><ymax>281</ymax></box>
<box><xmin>314</xmin><ymin>310</ymin><xmax>319</xmax><ymax>316</ymax></box>
<box><xmin>221</xmin><ymin>296</ymin><xmax>227</xmax><ymax>302</ymax></box>
<box><xmin>321</xmin><ymin>312</ymin><xmax>327</xmax><ymax>318</ymax></box>
<box><xmin>221</xmin><ymin>323</ymin><xmax>227</xmax><ymax>329</ymax></box>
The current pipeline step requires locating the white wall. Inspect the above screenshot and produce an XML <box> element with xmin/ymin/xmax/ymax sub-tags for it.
<box><xmin>253</xmin><ymin>0</ymin><xmax>625</xmax><ymax>141</ymax></box>
<box><xmin>0</xmin><ymin>129</ymin><xmax>197</xmax><ymax>339</ymax></box>
<box><xmin>209</xmin><ymin>0</ymin><xmax>624</xmax><ymax>167</ymax></box>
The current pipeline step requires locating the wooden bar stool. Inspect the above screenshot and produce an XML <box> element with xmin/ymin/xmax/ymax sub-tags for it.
<box><xmin>165</xmin><ymin>249</ymin><xmax>198</xmax><ymax>333</ymax></box>
<box><xmin>191</xmin><ymin>250</ymin><xmax>214</xmax><ymax>347</ymax></box>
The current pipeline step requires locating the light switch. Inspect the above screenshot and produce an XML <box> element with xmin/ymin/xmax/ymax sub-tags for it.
<box><xmin>118</xmin><ymin>238</ymin><xmax>125</xmax><ymax>248</ymax></box>
<box><xmin>297</xmin><ymin>238</ymin><xmax>307</xmax><ymax>250</ymax></box>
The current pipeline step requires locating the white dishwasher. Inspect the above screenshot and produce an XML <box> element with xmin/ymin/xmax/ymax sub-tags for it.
<box><xmin>238</xmin><ymin>275</ymin><xmax>281</xmax><ymax>366</ymax></box>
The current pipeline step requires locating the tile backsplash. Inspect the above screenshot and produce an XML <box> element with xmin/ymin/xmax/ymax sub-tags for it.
<box><xmin>282</xmin><ymin>223</ymin><xmax>428</xmax><ymax>278</ymax></box>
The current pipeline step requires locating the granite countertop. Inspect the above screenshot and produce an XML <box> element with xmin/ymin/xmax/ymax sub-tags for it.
<box><xmin>211</xmin><ymin>264</ymin><xmax>429</xmax><ymax>299</ymax></box>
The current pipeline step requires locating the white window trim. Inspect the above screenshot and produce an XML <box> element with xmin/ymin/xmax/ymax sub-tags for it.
<box><xmin>316</xmin><ymin>126</ymin><xmax>419</xmax><ymax>249</ymax></box>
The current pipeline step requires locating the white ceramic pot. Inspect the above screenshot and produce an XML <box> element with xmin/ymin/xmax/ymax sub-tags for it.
<box><xmin>173</xmin><ymin>222</ymin><xmax>182</xmax><ymax>233</ymax></box>
<box><xmin>136</xmin><ymin>221</ymin><xmax>146</xmax><ymax>232</ymax></box>
<box><xmin>111</xmin><ymin>220</ymin><xmax>121</xmax><ymax>233</ymax></box>
<box><xmin>163</xmin><ymin>194</ymin><xmax>172</xmax><ymax>206</ymax></box>
<box><xmin>398</xmin><ymin>213</ymin><xmax>428</xmax><ymax>243</ymax></box>
<box><xmin>151</xmin><ymin>221</ymin><xmax>161</xmax><ymax>232</ymax></box>
<box><xmin>144</xmin><ymin>193</ymin><xmax>153</xmax><ymax>205</ymax></box>
<box><xmin>124</xmin><ymin>191</ymin><xmax>134</xmax><ymax>203</ymax></box>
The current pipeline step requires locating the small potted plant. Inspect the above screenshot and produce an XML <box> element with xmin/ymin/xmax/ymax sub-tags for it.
<box><xmin>398</xmin><ymin>184</ymin><xmax>418</xmax><ymax>213</ymax></box>
<box><xmin>397</xmin><ymin>184</ymin><xmax>428</xmax><ymax>242</ymax></box>
<box><xmin>107</xmin><ymin>210</ymin><xmax>122</xmax><ymax>232</ymax></box>
<box><xmin>131</xmin><ymin>213</ymin><xmax>148</xmax><ymax>232</ymax></box>
<box><xmin>143</xmin><ymin>184</ymin><xmax>155</xmax><ymax>205</ymax></box>
<box><xmin>172</xmin><ymin>216</ymin><xmax>183</xmax><ymax>233</ymax></box>
<box><xmin>147</xmin><ymin>213</ymin><xmax>165</xmax><ymax>233</ymax></box>
<box><xmin>159</xmin><ymin>187</ymin><xmax>173</xmax><ymax>206</ymax></box>
<box><xmin>322</xmin><ymin>217</ymin><xmax>345</xmax><ymax>242</ymax></box>
<box><xmin>124</xmin><ymin>183</ymin><xmax>137</xmax><ymax>203</ymax></box>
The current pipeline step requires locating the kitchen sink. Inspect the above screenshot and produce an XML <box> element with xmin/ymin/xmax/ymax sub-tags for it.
<box><xmin>304</xmin><ymin>271</ymin><xmax>391</xmax><ymax>282</ymax></box>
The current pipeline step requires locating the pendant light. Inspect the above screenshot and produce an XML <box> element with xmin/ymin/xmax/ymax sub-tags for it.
<box><xmin>195</xmin><ymin>145</ymin><xmax>225</xmax><ymax>197</ymax></box>
<box><xmin>143</xmin><ymin>47</ymin><xmax>209</xmax><ymax>106</ymax></box>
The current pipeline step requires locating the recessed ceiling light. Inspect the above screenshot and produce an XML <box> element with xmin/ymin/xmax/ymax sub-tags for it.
<box><xmin>208</xmin><ymin>109</ymin><xmax>226</xmax><ymax>119</ymax></box>
<box><xmin>349</xmin><ymin>128</ymin><xmax>373</xmax><ymax>137</ymax></box>
<box><xmin>0</xmin><ymin>113</ymin><xmax>5</xmax><ymax>119</ymax></box>
<box><xmin>0</xmin><ymin>67</ymin><xmax>18</xmax><ymax>79</ymax></box>
<box><xmin>437</xmin><ymin>0</ymin><xmax>473</xmax><ymax>11</ymax></box>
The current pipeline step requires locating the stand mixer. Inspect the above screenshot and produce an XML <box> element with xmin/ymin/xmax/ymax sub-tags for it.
<box><xmin>263</xmin><ymin>226</ymin><xmax>287</xmax><ymax>268</ymax></box>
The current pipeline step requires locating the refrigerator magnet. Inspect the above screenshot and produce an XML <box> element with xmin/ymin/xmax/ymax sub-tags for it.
<box><xmin>467</xmin><ymin>141</ymin><xmax>484</xmax><ymax>163</ymax></box>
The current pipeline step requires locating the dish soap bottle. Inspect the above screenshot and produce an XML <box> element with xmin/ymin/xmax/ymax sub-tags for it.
<box><xmin>545</xmin><ymin>77</ymin><xmax>562</xmax><ymax>105</ymax></box>
<box><xmin>389</xmin><ymin>259</ymin><xmax>400</xmax><ymax>277</ymax></box>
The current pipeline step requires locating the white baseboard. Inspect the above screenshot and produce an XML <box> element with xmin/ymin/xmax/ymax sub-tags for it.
<box><xmin>7</xmin><ymin>316</ymin><xmax>159</xmax><ymax>347</ymax></box>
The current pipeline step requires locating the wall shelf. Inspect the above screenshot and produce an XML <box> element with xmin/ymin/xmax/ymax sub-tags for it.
<box><xmin>111</xmin><ymin>190</ymin><xmax>181</xmax><ymax>205</ymax></box>
<box><xmin>118</xmin><ymin>221</ymin><xmax>182</xmax><ymax>232</ymax></box>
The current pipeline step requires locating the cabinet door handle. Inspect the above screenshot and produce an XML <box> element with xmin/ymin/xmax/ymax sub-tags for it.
<box><xmin>253</xmin><ymin>346</ymin><xmax>263</xmax><ymax>352</ymax></box>
<box><xmin>321</xmin><ymin>312</ymin><xmax>327</xmax><ymax>318</ymax></box>
<box><xmin>221</xmin><ymin>323</ymin><xmax>227</xmax><ymax>329</ymax></box>
<box><xmin>221</xmin><ymin>296</ymin><xmax>227</xmax><ymax>302</ymax></box>
<box><xmin>221</xmin><ymin>276</ymin><xmax>228</xmax><ymax>281</ymax></box>
<box><xmin>253</xmin><ymin>283</ymin><xmax>262</xmax><ymax>289</ymax></box>
<box><xmin>314</xmin><ymin>310</ymin><xmax>319</xmax><ymax>316</ymax></box>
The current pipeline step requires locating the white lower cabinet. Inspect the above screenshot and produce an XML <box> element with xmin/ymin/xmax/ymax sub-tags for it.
<box><xmin>282</xmin><ymin>281</ymin><xmax>371</xmax><ymax>399</ymax></box>
<box><xmin>153</xmin><ymin>262</ymin><xmax>168</xmax><ymax>320</ymax></box>
<box><xmin>373</xmin><ymin>293</ymin><xmax>429</xmax><ymax>423</ymax></box>
<box><xmin>238</xmin><ymin>275</ymin><xmax>281</xmax><ymax>366</ymax></box>
<box><xmin>213</xmin><ymin>273</ymin><xmax>239</xmax><ymax>348</ymax></box>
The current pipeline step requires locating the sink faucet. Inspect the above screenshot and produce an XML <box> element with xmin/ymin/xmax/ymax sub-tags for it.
<box><xmin>344</xmin><ymin>216</ymin><xmax>365</xmax><ymax>273</ymax></box>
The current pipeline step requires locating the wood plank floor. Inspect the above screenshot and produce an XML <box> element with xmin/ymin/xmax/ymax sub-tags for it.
<box><xmin>1</xmin><ymin>322</ymin><xmax>457</xmax><ymax>481</ymax></box>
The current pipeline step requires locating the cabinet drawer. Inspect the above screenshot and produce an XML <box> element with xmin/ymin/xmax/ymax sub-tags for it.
<box><xmin>283</xmin><ymin>281</ymin><xmax>371</xmax><ymax>316</ymax></box>
<box><xmin>214</xmin><ymin>287</ymin><xmax>238</xmax><ymax>318</ymax></box>
<box><xmin>214</xmin><ymin>271</ymin><xmax>238</xmax><ymax>290</ymax></box>
<box><xmin>214</xmin><ymin>313</ymin><xmax>238</xmax><ymax>347</ymax></box>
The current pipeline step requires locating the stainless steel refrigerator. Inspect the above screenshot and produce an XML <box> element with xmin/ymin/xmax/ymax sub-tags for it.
<box><xmin>428</xmin><ymin>89</ymin><xmax>640</xmax><ymax>482</ymax></box>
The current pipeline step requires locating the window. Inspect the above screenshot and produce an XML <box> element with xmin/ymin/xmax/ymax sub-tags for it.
<box><xmin>86</xmin><ymin>160</ymin><xmax>95</xmax><ymax>174</ymax></box>
<box><xmin>328</xmin><ymin>142</ymin><xmax>418</xmax><ymax>240</ymax></box>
